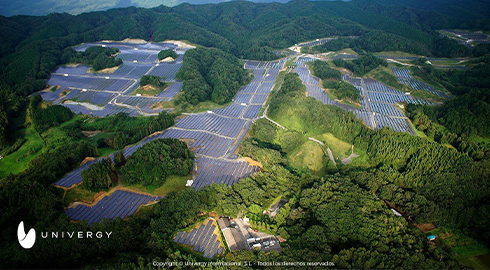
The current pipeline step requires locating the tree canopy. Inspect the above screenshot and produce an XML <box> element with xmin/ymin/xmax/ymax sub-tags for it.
<box><xmin>176</xmin><ymin>47</ymin><xmax>250</xmax><ymax>105</ymax></box>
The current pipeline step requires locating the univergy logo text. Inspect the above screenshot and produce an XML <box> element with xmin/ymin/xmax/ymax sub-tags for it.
<box><xmin>40</xmin><ymin>231</ymin><xmax>112</xmax><ymax>239</ymax></box>
<box><xmin>17</xmin><ymin>221</ymin><xmax>113</xmax><ymax>249</ymax></box>
<box><xmin>18</xmin><ymin>221</ymin><xmax>36</xmax><ymax>249</ymax></box>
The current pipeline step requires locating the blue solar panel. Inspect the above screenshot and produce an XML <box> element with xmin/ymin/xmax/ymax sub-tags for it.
<box><xmin>194</xmin><ymin>221</ymin><xmax>213</xmax><ymax>251</ymax></box>
<box><xmin>65</xmin><ymin>190</ymin><xmax>156</xmax><ymax>224</ymax></box>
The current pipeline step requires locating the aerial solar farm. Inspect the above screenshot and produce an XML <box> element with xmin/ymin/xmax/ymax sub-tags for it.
<box><xmin>173</xmin><ymin>218</ymin><xmax>225</xmax><ymax>259</ymax></box>
<box><xmin>292</xmin><ymin>54</ymin><xmax>451</xmax><ymax>135</ymax></box>
<box><xmin>40</xmin><ymin>37</ymin><xmax>451</xmax><ymax>258</ymax></box>
<box><xmin>39</xmin><ymin>41</ymin><xmax>186</xmax><ymax>116</ymax></box>
<box><xmin>45</xmin><ymin>40</ymin><xmax>284</xmax><ymax>230</ymax></box>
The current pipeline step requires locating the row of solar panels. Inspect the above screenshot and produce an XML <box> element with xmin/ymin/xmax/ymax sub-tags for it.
<box><xmin>65</xmin><ymin>190</ymin><xmax>162</xmax><ymax>225</ymax></box>
<box><xmin>173</xmin><ymin>219</ymin><xmax>224</xmax><ymax>259</ymax></box>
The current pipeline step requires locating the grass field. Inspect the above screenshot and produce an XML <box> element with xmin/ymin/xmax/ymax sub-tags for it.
<box><xmin>187</xmin><ymin>100</ymin><xmax>231</xmax><ymax>114</ymax></box>
<box><xmin>64</xmin><ymin>185</ymin><xmax>98</xmax><ymax>206</ymax></box>
<box><xmin>0</xmin><ymin>115</ymin><xmax>82</xmax><ymax>179</ymax></box>
<box><xmin>288</xmin><ymin>141</ymin><xmax>327</xmax><ymax>175</ymax></box>
<box><xmin>318</xmin><ymin>133</ymin><xmax>351</xmax><ymax>158</ymax></box>
<box><xmin>0</xmin><ymin>127</ymin><xmax>43</xmax><ymax>178</ymax></box>
<box><xmin>285</xmin><ymin>60</ymin><xmax>296</xmax><ymax>68</ymax></box>
<box><xmin>122</xmin><ymin>174</ymin><xmax>190</xmax><ymax>196</ymax></box>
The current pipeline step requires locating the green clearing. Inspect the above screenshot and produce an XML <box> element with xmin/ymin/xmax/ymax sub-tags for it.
<box><xmin>335</xmin><ymin>48</ymin><xmax>358</xmax><ymax>55</ymax></box>
<box><xmin>288</xmin><ymin>140</ymin><xmax>327</xmax><ymax>175</ymax></box>
<box><xmin>317</xmin><ymin>133</ymin><xmax>351</xmax><ymax>158</ymax></box>
<box><xmin>323</xmin><ymin>88</ymin><xmax>362</xmax><ymax>109</ymax></box>
<box><xmin>0</xmin><ymin>127</ymin><xmax>43</xmax><ymax>178</ymax></box>
<box><xmin>131</xmin><ymin>82</ymin><xmax>173</xmax><ymax>97</ymax></box>
<box><xmin>89</xmin><ymin>131</ymin><xmax>117</xmax><ymax>142</ymax></box>
<box><xmin>122</xmin><ymin>174</ymin><xmax>190</xmax><ymax>196</ymax></box>
<box><xmin>186</xmin><ymin>100</ymin><xmax>231</xmax><ymax>114</ymax></box>
<box><xmin>0</xmin><ymin>115</ymin><xmax>82</xmax><ymax>179</ymax></box>
<box><xmin>430</xmin><ymin>227</ymin><xmax>490</xmax><ymax>269</ymax></box>
<box><xmin>340</xmin><ymin>99</ymin><xmax>362</xmax><ymax>109</ymax></box>
<box><xmin>63</xmin><ymin>185</ymin><xmax>98</xmax><ymax>206</ymax></box>
<box><xmin>367</xmin><ymin>65</ymin><xmax>406</xmax><ymax>91</ymax></box>
<box><xmin>259</xmin><ymin>70</ymin><xmax>287</xmax><ymax>116</ymax></box>
<box><xmin>64</xmin><ymin>174</ymin><xmax>190</xmax><ymax>205</ymax></box>
<box><xmin>285</xmin><ymin>60</ymin><xmax>296</xmax><ymax>68</ymax></box>
<box><xmin>149</xmin><ymin>96</ymin><xmax>230</xmax><ymax>114</ymax></box>
<box><xmin>408</xmin><ymin>119</ymin><xmax>428</xmax><ymax>138</ymax></box>
<box><xmin>97</xmin><ymin>147</ymin><xmax>118</xmax><ymax>157</ymax></box>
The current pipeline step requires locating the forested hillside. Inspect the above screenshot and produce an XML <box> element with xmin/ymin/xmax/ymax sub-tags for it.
<box><xmin>176</xmin><ymin>47</ymin><xmax>250</xmax><ymax>104</ymax></box>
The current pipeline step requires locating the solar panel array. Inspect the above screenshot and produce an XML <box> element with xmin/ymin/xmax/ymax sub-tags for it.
<box><xmin>391</xmin><ymin>68</ymin><xmax>452</xmax><ymax>99</ymax></box>
<box><xmin>55</xmin><ymin>59</ymin><xmax>283</xmax><ymax>191</ymax></box>
<box><xmin>293</xmin><ymin>64</ymin><xmax>356</xmax><ymax>111</ymax></box>
<box><xmin>175</xmin><ymin>113</ymin><xmax>247</xmax><ymax>138</ymax></box>
<box><xmin>341</xmin><ymin>73</ymin><xmax>428</xmax><ymax>134</ymax></box>
<box><xmin>293</xmin><ymin>62</ymin><xmax>422</xmax><ymax>135</ymax></box>
<box><xmin>173</xmin><ymin>219</ymin><xmax>224</xmax><ymax>259</ymax></box>
<box><xmin>442</xmin><ymin>29</ymin><xmax>489</xmax><ymax>44</ymax></box>
<box><xmin>43</xmin><ymin>41</ymin><xmax>185</xmax><ymax>116</ymax></box>
<box><xmin>193</xmin><ymin>156</ymin><xmax>259</xmax><ymax>188</ymax></box>
<box><xmin>65</xmin><ymin>190</ymin><xmax>162</xmax><ymax>225</ymax></box>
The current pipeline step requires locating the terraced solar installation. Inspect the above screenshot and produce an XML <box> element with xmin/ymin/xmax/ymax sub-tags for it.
<box><xmin>391</xmin><ymin>67</ymin><xmax>451</xmax><ymax>99</ymax></box>
<box><xmin>65</xmin><ymin>190</ymin><xmax>162</xmax><ymax>225</ymax></box>
<box><xmin>55</xmin><ymin>59</ymin><xmax>282</xmax><ymax>191</ymax></box>
<box><xmin>175</xmin><ymin>113</ymin><xmax>248</xmax><ymax>138</ymax></box>
<box><xmin>293</xmin><ymin>61</ymin><xmax>422</xmax><ymax>134</ymax></box>
<box><xmin>173</xmin><ymin>218</ymin><xmax>225</xmax><ymax>259</ymax></box>
<box><xmin>43</xmin><ymin>41</ymin><xmax>185</xmax><ymax>117</ymax></box>
<box><xmin>294</xmin><ymin>65</ymin><xmax>356</xmax><ymax>110</ymax></box>
<box><xmin>193</xmin><ymin>156</ymin><xmax>260</xmax><ymax>189</ymax></box>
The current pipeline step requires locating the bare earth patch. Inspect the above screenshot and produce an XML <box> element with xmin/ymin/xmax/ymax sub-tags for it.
<box><xmin>87</xmin><ymin>65</ymin><xmax>120</xmax><ymax>74</ymax></box>
<box><xmin>81</xmin><ymin>130</ymin><xmax>103</xmax><ymax>138</ymax></box>
<box><xmin>159</xmin><ymin>57</ymin><xmax>175</xmax><ymax>62</ymax></box>
<box><xmin>163</xmin><ymin>40</ymin><xmax>196</xmax><ymax>49</ymax></box>
<box><xmin>414</xmin><ymin>223</ymin><xmax>438</xmax><ymax>233</ymax></box>
<box><xmin>241</xmin><ymin>157</ymin><xmax>263</xmax><ymax>169</ymax></box>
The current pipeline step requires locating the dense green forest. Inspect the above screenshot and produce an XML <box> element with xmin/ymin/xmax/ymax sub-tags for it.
<box><xmin>120</xmin><ymin>138</ymin><xmax>194</xmax><ymax>186</ymax></box>
<box><xmin>62</xmin><ymin>46</ymin><xmax>122</xmax><ymax>71</ymax></box>
<box><xmin>311</xmin><ymin>60</ymin><xmax>360</xmax><ymax>102</ymax></box>
<box><xmin>157</xmin><ymin>49</ymin><xmax>177</xmax><ymax>60</ymax></box>
<box><xmin>333</xmin><ymin>53</ymin><xmax>388</xmax><ymax>76</ymax></box>
<box><xmin>311</xmin><ymin>60</ymin><xmax>341</xmax><ymax>80</ymax></box>
<box><xmin>80</xmin><ymin>112</ymin><xmax>175</xmax><ymax>150</ymax></box>
<box><xmin>176</xmin><ymin>47</ymin><xmax>250</xmax><ymax>105</ymax></box>
<box><xmin>81</xmin><ymin>158</ymin><xmax>117</xmax><ymax>190</ymax></box>
<box><xmin>139</xmin><ymin>75</ymin><xmax>166</xmax><ymax>88</ymax></box>
<box><xmin>28</xmin><ymin>95</ymin><xmax>74</xmax><ymax>134</ymax></box>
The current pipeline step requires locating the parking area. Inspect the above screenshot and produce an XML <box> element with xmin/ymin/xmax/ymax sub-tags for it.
<box><xmin>218</xmin><ymin>217</ymin><xmax>282</xmax><ymax>252</ymax></box>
